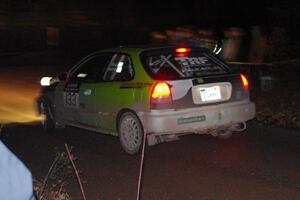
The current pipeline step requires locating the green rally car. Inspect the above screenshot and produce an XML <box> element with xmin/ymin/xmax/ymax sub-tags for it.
<box><xmin>37</xmin><ymin>46</ymin><xmax>255</xmax><ymax>154</ymax></box>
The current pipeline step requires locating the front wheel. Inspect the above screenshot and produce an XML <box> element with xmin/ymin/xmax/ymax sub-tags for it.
<box><xmin>118</xmin><ymin>112</ymin><xmax>143</xmax><ymax>155</ymax></box>
<box><xmin>39</xmin><ymin>100</ymin><xmax>55</xmax><ymax>133</ymax></box>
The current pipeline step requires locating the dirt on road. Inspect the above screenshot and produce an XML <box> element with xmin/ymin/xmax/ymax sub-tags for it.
<box><xmin>2</xmin><ymin>123</ymin><xmax>300</xmax><ymax>200</ymax></box>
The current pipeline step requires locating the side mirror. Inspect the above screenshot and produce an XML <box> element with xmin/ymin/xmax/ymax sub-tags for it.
<box><xmin>58</xmin><ymin>72</ymin><xmax>68</xmax><ymax>82</ymax></box>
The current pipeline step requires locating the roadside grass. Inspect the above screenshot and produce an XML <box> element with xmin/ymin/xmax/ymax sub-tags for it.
<box><xmin>34</xmin><ymin>147</ymin><xmax>74</xmax><ymax>200</ymax></box>
<box><xmin>252</xmin><ymin>85</ymin><xmax>300</xmax><ymax>128</ymax></box>
<box><xmin>249</xmin><ymin>62</ymin><xmax>300</xmax><ymax>129</ymax></box>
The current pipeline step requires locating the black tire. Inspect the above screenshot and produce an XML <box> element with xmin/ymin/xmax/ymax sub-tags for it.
<box><xmin>118</xmin><ymin>112</ymin><xmax>143</xmax><ymax>155</ymax></box>
<box><xmin>39</xmin><ymin>100</ymin><xmax>55</xmax><ymax>133</ymax></box>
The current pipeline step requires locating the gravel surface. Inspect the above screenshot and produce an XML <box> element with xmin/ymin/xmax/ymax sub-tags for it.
<box><xmin>2</xmin><ymin>122</ymin><xmax>300</xmax><ymax>200</ymax></box>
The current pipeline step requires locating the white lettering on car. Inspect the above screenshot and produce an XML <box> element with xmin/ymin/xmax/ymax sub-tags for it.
<box><xmin>149</xmin><ymin>54</ymin><xmax>173</xmax><ymax>67</ymax></box>
<box><xmin>174</xmin><ymin>57</ymin><xmax>209</xmax><ymax>66</ymax></box>
<box><xmin>64</xmin><ymin>92</ymin><xmax>79</xmax><ymax>108</ymax></box>
<box><xmin>149</xmin><ymin>54</ymin><xmax>185</xmax><ymax>77</ymax></box>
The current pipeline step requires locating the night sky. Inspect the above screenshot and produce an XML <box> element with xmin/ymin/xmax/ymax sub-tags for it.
<box><xmin>1</xmin><ymin>0</ymin><xmax>300</xmax><ymax>28</ymax></box>
<box><xmin>1</xmin><ymin>0</ymin><xmax>300</xmax><ymax>60</ymax></box>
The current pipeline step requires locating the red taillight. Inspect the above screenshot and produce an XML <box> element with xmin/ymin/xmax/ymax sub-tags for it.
<box><xmin>176</xmin><ymin>53</ymin><xmax>187</xmax><ymax>57</ymax></box>
<box><xmin>240</xmin><ymin>74</ymin><xmax>249</xmax><ymax>89</ymax></box>
<box><xmin>150</xmin><ymin>82</ymin><xmax>172</xmax><ymax>109</ymax></box>
<box><xmin>151</xmin><ymin>82</ymin><xmax>171</xmax><ymax>98</ymax></box>
<box><xmin>175</xmin><ymin>48</ymin><xmax>191</xmax><ymax>53</ymax></box>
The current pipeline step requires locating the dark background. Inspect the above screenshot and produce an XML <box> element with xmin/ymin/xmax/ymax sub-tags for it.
<box><xmin>0</xmin><ymin>0</ymin><xmax>300</xmax><ymax>64</ymax></box>
<box><xmin>1</xmin><ymin>2</ymin><xmax>300</xmax><ymax>199</ymax></box>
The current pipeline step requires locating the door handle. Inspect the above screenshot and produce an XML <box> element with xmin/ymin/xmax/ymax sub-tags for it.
<box><xmin>83</xmin><ymin>89</ymin><xmax>92</xmax><ymax>96</ymax></box>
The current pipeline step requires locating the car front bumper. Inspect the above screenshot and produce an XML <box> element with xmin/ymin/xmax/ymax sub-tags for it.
<box><xmin>138</xmin><ymin>100</ymin><xmax>255</xmax><ymax>135</ymax></box>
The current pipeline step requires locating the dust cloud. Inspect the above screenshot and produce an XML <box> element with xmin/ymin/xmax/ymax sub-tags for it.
<box><xmin>0</xmin><ymin>66</ymin><xmax>57</xmax><ymax>124</ymax></box>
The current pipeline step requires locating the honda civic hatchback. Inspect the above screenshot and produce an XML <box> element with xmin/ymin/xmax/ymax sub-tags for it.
<box><xmin>37</xmin><ymin>46</ymin><xmax>255</xmax><ymax>154</ymax></box>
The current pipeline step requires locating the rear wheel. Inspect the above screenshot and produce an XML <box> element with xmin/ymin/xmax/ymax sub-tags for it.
<box><xmin>39</xmin><ymin>100</ymin><xmax>55</xmax><ymax>133</ymax></box>
<box><xmin>118</xmin><ymin>112</ymin><xmax>143</xmax><ymax>155</ymax></box>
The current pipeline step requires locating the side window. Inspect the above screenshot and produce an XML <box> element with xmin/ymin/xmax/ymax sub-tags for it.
<box><xmin>70</xmin><ymin>54</ymin><xmax>112</xmax><ymax>83</ymax></box>
<box><xmin>102</xmin><ymin>54</ymin><xmax>134</xmax><ymax>81</ymax></box>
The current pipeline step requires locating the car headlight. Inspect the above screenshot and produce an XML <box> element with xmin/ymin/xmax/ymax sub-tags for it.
<box><xmin>40</xmin><ymin>77</ymin><xmax>52</xmax><ymax>86</ymax></box>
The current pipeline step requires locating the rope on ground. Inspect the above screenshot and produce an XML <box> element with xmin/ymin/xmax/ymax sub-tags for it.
<box><xmin>40</xmin><ymin>155</ymin><xmax>60</xmax><ymax>200</ymax></box>
<box><xmin>65</xmin><ymin>144</ymin><xmax>87</xmax><ymax>200</ymax></box>
<box><xmin>136</xmin><ymin>128</ymin><xmax>147</xmax><ymax>200</ymax></box>
<box><xmin>227</xmin><ymin>61</ymin><xmax>271</xmax><ymax>66</ymax></box>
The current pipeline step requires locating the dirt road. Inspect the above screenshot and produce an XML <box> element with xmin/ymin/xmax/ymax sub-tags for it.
<box><xmin>2</xmin><ymin>123</ymin><xmax>300</xmax><ymax>200</ymax></box>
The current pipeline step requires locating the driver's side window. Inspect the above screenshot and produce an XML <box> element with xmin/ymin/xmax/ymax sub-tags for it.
<box><xmin>70</xmin><ymin>54</ymin><xmax>113</xmax><ymax>83</ymax></box>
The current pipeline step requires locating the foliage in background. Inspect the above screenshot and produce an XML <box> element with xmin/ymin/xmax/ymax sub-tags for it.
<box><xmin>266</xmin><ymin>27</ymin><xmax>291</xmax><ymax>62</ymax></box>
<box><xmin>254</xmin><ymin>91</ymin><xmax>300</xmax><ymax>128</ymax></box>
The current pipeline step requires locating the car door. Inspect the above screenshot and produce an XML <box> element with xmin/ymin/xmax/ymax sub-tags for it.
<box><xmin>58</xmin><ymin>53</ymin><xmax>113</xmax><ymax>127</ymax></box>
<box><xmin>75</xmin><ymin>54</ymin><xmax>113</xmax><ymax>127</ymax></box>
<box><xmin>55</xmin><ymin>73</ymin><xmax>82</xmax><ymax>124</ymax></box>
<box><xmin>95</xmin><ymin>53</ymin><xmax>135</xmax><ymax>133</ymax></box>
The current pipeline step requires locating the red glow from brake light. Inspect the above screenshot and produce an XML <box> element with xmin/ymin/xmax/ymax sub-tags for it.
<box><xmin>240</xmin><ymin>74</ymin><xmax>249</xmax><ymax>89</ymax></box>
<box><xmin>176</xmin><ymin>53</ymin><xmax>187</xmax><ymax>57</ymax></box>
<box><xmin>175</xmin><ymin>48</ymin><xmax>190</xmax><ymax>53</ymax></box>
<box><xmin>151</xmin><ymin>82</ymin><xmax>171</xmax><ymax>98</ymax></box>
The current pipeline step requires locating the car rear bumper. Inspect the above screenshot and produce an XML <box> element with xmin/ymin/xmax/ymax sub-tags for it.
<box><xmin>138</xmin><ymin>100</ymin><xmax>255</xmax><ymax>135</ymax></box>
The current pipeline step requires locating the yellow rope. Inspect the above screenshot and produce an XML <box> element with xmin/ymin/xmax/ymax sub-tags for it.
<box><xmin>227</xmin><ymin>61</ymin><xmax>271</xmax><ymax>65</ymax></box>
<box><xmin>227</xmin><ymin>58</ymin><xmax>300</xmax><ymax>66</ymax></box>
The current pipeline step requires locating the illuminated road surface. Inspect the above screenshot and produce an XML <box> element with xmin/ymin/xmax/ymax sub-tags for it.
<box><xmin>0</xmin><ymin>66</ymin><xmax>62</xmax><ymax>124</ymax></box>
<box><xmin>0</xmin><ymin>80</ymin><xmax>42</xmax><ymax>123</ymax></box>
<box><xmin>3</xmin><ymin>124</ymin><xmax>300</xmax><ymax>200</ymax></box>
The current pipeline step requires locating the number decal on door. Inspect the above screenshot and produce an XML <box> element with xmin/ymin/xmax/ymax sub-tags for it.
<box><xmin>64</xmin><ymin>92</ymin><xmax>79</xmax><ymax>108</ymax></box>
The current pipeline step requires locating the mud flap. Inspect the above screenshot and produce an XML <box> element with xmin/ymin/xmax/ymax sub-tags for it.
<box><xmin>147</xmin><ymin>134</ymin><xmax>180</xmax><ymax>146</ymax></box>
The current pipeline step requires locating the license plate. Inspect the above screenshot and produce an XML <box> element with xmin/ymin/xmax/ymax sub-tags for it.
<box><xmin>200</xmin><ymin>86</ymin><xmax>221</xmax><ymax>101</ymax></box>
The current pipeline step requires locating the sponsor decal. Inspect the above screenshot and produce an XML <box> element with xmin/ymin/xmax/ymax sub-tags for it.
<box><xmin>64</xmin><ymin>92</ymin><xmax>79</xmax><ymax>108</ymax></box>
<box><xmin>148</xmin><ymin>54</ymin><xmax>185</xmax><ymax>77</ymax></box>
<box><xmin>178</xmin><ymin>115</ymin><xmax>206</xmax><ymax>124</ymax></box>
<box><xmin>194</xmin><ymin>78</ymin><xmax>204</xmax><ymax>84</ymax></box>
<box><xmin>64</xmin><ymin>82</ymin><xmax>81</xmax><ymax>93</ymax></box>
<box><xmin>147</xmin><ymin>53</ymin><xmax>225</xmax><ymax>77</ymax></box>
<box><xmin>63</xmin><ymin>82</ymin><xmax>80</xmax><ymax>108</ymax></box>
<box><xmin>174</xmin><ymin>56</ymin><xmax>209</xmax><ymax>66</ymax></box>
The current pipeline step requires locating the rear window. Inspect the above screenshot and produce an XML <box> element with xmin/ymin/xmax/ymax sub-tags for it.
<box><xmin>141</xmin><ymin>48</ymin><xmax>230</xmax><ymax>80</ymax></box>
